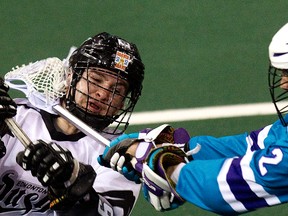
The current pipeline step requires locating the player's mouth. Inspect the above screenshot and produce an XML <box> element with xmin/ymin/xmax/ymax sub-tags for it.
<box><xmin>87</xmin><ymin>101</ymin><xmax>102</xmax><ymax>114</ymax></box>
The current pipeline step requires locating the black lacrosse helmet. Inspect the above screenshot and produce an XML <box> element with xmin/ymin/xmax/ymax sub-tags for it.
<box><xmin>66</xmin><ymin>32</ymin><xmax>145</xmax><ymax>134</ymax></box>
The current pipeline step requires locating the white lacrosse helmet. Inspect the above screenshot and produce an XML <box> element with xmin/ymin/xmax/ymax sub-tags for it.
<box><xmin>268</xmin><ymin>22</ymin><xmax>288</xmax><ymax>126</ymax></box>
<box><xmin>269</xmin><ymin>23</ymin><xmax>288</xmax><ymax>69</ymax></box>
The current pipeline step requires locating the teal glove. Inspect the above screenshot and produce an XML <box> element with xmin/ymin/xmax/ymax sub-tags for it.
<box><xmin>98</xmin><ymin>132</ymin><xmax>142</xmax><ymax>182</ymax></box>
<box><xmin>142</xmin><ymin>145</ymin><xmax>188</xmax><ymax>211</ymax></box>
<box><xmin>98</xmin><ymin>124</ymin><xmax>190</xmax><ymax>183</ymax></box>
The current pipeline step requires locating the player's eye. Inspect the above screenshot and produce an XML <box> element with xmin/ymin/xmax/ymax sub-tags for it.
<box><xmin>282</xmin><ymin>70</ymin><xmax>288</xmax><ymax>77</ymax></box>
<box><xmin>88</xmin><ymin>74</ymin><xmax>102</xmax><ymax>84</ymax></box>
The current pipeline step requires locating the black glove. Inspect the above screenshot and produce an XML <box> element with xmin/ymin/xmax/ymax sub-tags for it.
<box><xmin>16</xmin><ymin>140</ymin><xmax>75</xmax><ymax>187</ymax></box>
<box><xmin>16</xmin><ymin>140</ymin><xmax>96</xmax><ymax>210</ymax></box>
<box><xmin>0</xmin><ymin>140</ymin><xmax>6</xmax><ymax>159</ymax></box>
<box><xmin>0</xmin><ymin>76</ymin><xmax>17</xmax><ymax>137</ymax></box>
<box><xmin>0</xmin><ymin>76</ymin><xmax>17</xmax><ymax>119</ymax></box>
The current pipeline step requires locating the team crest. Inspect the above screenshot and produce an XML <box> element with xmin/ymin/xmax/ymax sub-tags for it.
<box><xmin>114</xmin><ymin>51</ymin><xmax>130</xmax><ymax>71</ymax></box>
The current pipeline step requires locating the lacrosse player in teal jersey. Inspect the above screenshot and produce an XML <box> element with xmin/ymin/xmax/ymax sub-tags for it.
<box><xmin>98</xmin><ymin>22</ymin><xmax>288</xmax><ymax>215</ymax></box>
<box><xmin>0</xmin><ymin>32</ymin><xmax>147</xmax><ymax>215</ymax></box>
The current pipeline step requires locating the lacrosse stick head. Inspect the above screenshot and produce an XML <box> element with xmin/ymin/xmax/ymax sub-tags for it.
<box><xmin>4</xmin><ymin>57</ymin><xmax>67</xmax><ymax>113</ymax></box>
<box><xmin>66</xmin><ymin>32</ymin><xmax>145</xmax><ymax>134</ymax></box>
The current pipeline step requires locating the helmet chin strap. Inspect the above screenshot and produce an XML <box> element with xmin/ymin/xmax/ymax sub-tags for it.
<box><xmin>70</xmin><ymin>104</ymin><xmax>113</xmax><ymax>131</ymax></box>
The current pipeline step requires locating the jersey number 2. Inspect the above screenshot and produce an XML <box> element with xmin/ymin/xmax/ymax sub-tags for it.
<box><xmin>258</xmin><ymin>148</ymin><xmax>283</xmax><ymax>176</ymax></box>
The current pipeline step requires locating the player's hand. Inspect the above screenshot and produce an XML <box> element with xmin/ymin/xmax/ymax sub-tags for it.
<box><xmin>98</xmin><ymin>134</ymin><xmax>143</xmax><ymax>183</ymax></box>
<box><xmin>0</xmin><ymin>76</ymin><xmax>17</xmax><ymax>137</ymax></box>
<box><xmin>98</xmin><ymin>124</ymin><xmax>190</xmax><ymax>183</ymax></box>
<box><xmin>0</xmin><ymin>76</ymin><xmax>17</xmax><ymax>119</ymax></box>
<box><xmin>0</xmin><ymin>140</ymin><xmax>6</xmax><ymax>159</ymax></box>
<box><xmin>16</xmin><ymin>140</ymin><xmax>96</xmax><ymax>210</ymax></box>
<box><xmin>16</xmin><ymin>140</ymin><xmax>76</xmax><ymax>187</ymax></box>
<box><xmin>142</xmin><ymin>145</ymin><xmax>188</xmax><ymax>211</ymax></box>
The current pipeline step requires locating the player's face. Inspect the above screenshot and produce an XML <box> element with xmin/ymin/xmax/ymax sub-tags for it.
<box><xmin>74</xmin><ymin>68</ymin><xmax>129</xmax><ymax>117</ymax></box>
<box><xmin>280</xmin><ymin>70</ymin><xmax>288</xmax><ymax>90</ymax></box>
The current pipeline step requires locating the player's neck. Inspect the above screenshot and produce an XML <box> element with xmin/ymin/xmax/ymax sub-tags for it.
<box><xmin>52</xmin><ymin>99</ymin><xmax>80</xmax><ymax>135</ymax></box>
<box><xmin>53</xmin><ymin>115</ymin><xmax>79</xmax><ymax>135</ymax></box>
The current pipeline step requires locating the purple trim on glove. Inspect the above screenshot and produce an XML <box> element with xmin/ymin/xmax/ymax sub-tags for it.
<box><xmin>173</xmin><ymin>128</ymin><xmax>190</xmax><ymax>143</ymax></box>
<box><xmin>134</xmin><ymin>141</ymin><xmax>153</xmax><ymax>173</ymax></box>
<box><xmin>143</xmin><ymin>173</ymin><xmax>167</xmax><ymax>196</ymax></box>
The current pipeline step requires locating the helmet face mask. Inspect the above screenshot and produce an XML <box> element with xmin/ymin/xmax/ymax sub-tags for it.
<box><xmin>269</xmin><ymin>65</ymin><xmax>288</xmax><ymax>126</ymax></box>
<box><xmin>66</xmin><ymin>32</ymin><xmax>144</xmax><ymax>134</ymax></box>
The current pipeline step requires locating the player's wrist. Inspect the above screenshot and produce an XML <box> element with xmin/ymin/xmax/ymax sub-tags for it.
<box><xmin>126</xmin><ymin>142</ymin><xmax>140</xmax><ymax>155</ymax></box>
<box><xmin>169</xmin><ymin>162</ymin><xmax>185</xmax><ymax>184</ymax></box>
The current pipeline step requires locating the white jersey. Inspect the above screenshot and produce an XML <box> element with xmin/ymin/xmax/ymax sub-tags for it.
<box><xmin>0</xmin><ymin>99</ymin><xmax>141</xmax><ymax>216</ymax></box>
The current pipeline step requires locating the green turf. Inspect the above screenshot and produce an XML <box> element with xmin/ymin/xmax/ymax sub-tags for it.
<box><xmin>1</xmin><ymin>1</ymin><xmax>288</xmax><ymax>215</ymax></box>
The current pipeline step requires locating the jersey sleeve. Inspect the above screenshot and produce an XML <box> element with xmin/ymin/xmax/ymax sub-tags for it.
<box><xmin>188</xmin><ymin>124</ymin><xmax>273</xmax><ymax>160</ymax></box>
<box><xmin>188</xmin><ymin>133</ymin><xmax>248</xmax><ymax>160</ymax></box>
<box><xmin>176</xmin><ymin>122</ymin><xmax>288</xmax><ymax>215</ymax></box>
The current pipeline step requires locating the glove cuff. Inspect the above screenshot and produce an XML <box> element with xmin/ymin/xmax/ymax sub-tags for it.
<box><xmin>170</xmin><ymin>162</ymin><xmax>185</xmax><ymax>184</ymax></box>
<box><xmin>49</xmin><ymin>163</ymin><xmax>96</xmax><ymax>210</ymax></box>
<box><xmin>143</xmin><ymin>145</ymin><xmax>188</xmax><ymax>204</ymax></box>
<box><xmin>156</xmin><ymin>152</ymin><xmax>186</xmax><ymax>202</ymax></box>
<box><xmin>64</xmin><ymin>159</ymin><xmax>80</xmax><ymax>187</ymax></box>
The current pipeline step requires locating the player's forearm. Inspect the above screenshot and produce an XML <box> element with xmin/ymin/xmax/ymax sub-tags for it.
<box><xmin>176</xmin><ymin>158</ymin><xmax>239</xmax><ymax>214</ymax></box>
<box><xmin>167</xmin><ymin>162</ymin><xmax>186</xmax><ymax>184</ymax></box>
<box><xmin>176</xmin><ymin>145</ymin><xmax>288</xmax><ymax>215</ymax></box>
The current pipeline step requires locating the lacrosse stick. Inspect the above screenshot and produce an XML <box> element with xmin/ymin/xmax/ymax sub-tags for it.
<box><xmin>4</xmin><ymin>56</ymin><xmax>110</xmax><ymax>147</ymax></box>
<box><xmin>4</xmin><ymin>118</ymin><xmax>32</xmax><ymax>147</ymax></box>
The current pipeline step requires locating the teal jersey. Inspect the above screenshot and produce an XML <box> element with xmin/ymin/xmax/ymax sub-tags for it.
<box><xmin>177</xmin><ymin>117</ymin><xmax>288</xmax><ymax>215</ymax></box>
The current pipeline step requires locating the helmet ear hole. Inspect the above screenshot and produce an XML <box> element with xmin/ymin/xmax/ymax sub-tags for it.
<box><xmin>66</xmin><ymin>32</ymin><xmax>145</xmax><ymax>134</ymax></box>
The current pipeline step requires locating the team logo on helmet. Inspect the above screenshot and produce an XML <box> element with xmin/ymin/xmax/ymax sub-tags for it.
<box><xmin>114</xmin><ymin>51</ymin><xmax>130</xmax><ymax>71</ymax></box>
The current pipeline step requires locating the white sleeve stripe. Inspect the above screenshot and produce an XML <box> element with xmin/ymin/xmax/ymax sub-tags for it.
<box><xmin>257</xmin><ymin>125</ymin><xmax>272</xmax><ymax>150</ymax></box>
<box><xmin>241</xmin><ymin>153</ymin><xmax>281</xmax><ymax>206</ymax></box>
<box><xmin>217</xmin><ymin>158</ymin><xmax>248</xmax><ymax>212</ymax></box>
<box><xmin>246</xmin><ymin>136</ymin><xmax>253</xmax><ymax>153</ymax></box>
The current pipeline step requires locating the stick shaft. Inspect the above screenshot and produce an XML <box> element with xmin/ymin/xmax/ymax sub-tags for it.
<box><xmin>52</xmin><ymin>105</ymin><xmax>110</xmax><ymax>146</ymax></box>
<box><xmin>4</xmin><ymin>106</ymin><xmax>110</xmax><ymax>147</ymax></box>
<box><xmin>4</xmin><ymin>118</ymin><xmax>32</xmax><ymax>147</ymax></box>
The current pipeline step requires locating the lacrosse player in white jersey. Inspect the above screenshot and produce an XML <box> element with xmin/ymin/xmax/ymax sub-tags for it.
<box><xmin>0</xmin><ymin>32</ymin><xmax>145</xmax><ymax>215</ymax></box>
<box><xmin>98</xmin><ymin>22</ymin><xmax>288</xmax><ymax>215</ymax></box>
